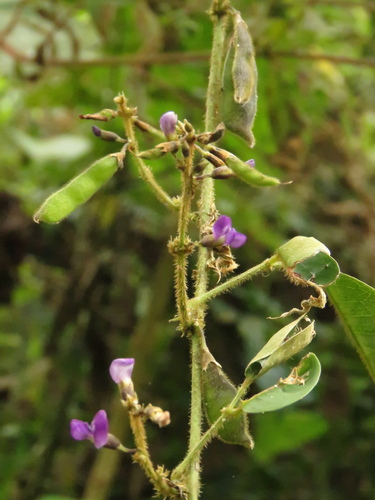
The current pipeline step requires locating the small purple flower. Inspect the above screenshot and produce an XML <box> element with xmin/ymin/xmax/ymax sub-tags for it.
<box><xmin>109</xmin><ymin>358</ymin><xmax>135</xmax><ymax>384</ymax></box>
<box><xmin>70</xmin><ymin>410</ymin><xmax>108</xmax><ymax>449</ymax></box>
<box><xmin>246</xmin><ymin>159</ymin><xmax>255</xmax><ymax>168</ymax></box>
<box><xmin>159</xmin><ymin>111</ymin><xmax>178</xmax><ymax>136</ymax></box>
<box><xmin>213</xmin><ymin>215</ymin><xmax>247</xmax><ymax>248</ymax></box>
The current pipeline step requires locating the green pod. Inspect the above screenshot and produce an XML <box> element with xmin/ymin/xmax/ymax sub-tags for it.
<box><xmin>202</xmin><ymin>361</ymin><xmax>253</xmax><ymax>448</ymax></box>
<box><xmin>225</xmin><ymin>153</ymin><xmax>281</xmax><ymax>187</ymax></box>
<box><xmin>34</xmin><ymin>153</ymin><xmax>123</xmax><ymax>224</ymax></box>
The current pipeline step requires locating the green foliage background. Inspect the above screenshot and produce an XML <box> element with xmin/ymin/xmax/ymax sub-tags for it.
<box><xmin>0</xmin><ymin>1</ymin><xmax>374</xmax><ymax>499</ymax></box>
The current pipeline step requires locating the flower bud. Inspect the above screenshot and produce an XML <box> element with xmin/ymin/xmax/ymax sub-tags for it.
<box><xmin>246</xmin><ymin>159</ymin><xmax>255</xmax><ymax>168</ymax></box>
<box><xmin>159</xmin><ymin>111</ymin><xmax>178</xmax><ymax>137</ymax></box>
<box><xmin>145</xmin><ymin>405</ymin><xmax>171</xmax><ymax>428</ymax></box>
<box><xmin>92</xmin><ymin>126</ymin><xmax>126</xmax><ymax>143</ymax></box>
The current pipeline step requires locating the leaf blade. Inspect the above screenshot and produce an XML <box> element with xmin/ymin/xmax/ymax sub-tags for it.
<box><xmin>242</xmin><ymin>353</ymin><xmax>321</xmax><ymax>413</ymax></box>
<box><xmin>326</xmin><ymin>273</ymin><xmax>375</xmax><ymax>383</ymax></box>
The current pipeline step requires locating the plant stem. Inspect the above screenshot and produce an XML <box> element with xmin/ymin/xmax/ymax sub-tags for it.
<box><xmin>190</xmin><ymin>256</ymin><xmax>279</xmax><ymax>310</ymax></box>
<box><xmin>182</xmin><ymin>3</ymin><xmax>232</xmax><ymax>499</ymax></box>
<box><xmin>115</xmin><ymin>94</ymin><xmax>179</xmax><ymax>211</ymax></box>
<box><xmin>173</xmin><ymin>143</ymin><xmax>195</xmax><ymax>327</ymax></box>
<box><xmin>173</xmin><ymin>373</ymin><xmax>255</xmax><ymax>479</ymax></box>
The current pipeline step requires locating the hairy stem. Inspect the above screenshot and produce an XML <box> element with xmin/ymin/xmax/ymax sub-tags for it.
<box><xmin>183</xmin><ymin>2</ymin><xmax>232</xmax><ymax>498</ymax></box>
<box><xmin>190</xmin><ymin>256</ymin><xmax>279</xmax><ymax>310</ymax></box>
<box><xmin>173</xmin><ymin>373</ymin><xmax>255</xmax><ymax>479</ymax></box>
<box><xmin>173</xmin><ymin>143</ymin><xmax>195</xmax><ymax>327</ymax></box>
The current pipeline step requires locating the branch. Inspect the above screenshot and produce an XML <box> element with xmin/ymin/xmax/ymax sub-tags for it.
<box><xmin>3</xmin><ymin>42</ymin><xmax>375</xmax><ymax>69</ymax></box>
<box><xmin>266</xmin><ymin>50</ymin><xmax>375</xmax><ymax>68</ymax></box>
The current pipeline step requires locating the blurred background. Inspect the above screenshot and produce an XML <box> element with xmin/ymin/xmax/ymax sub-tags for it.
<box><xmin>0</xmin><ymin>1</ymin><xmax>374</xmax><ymax>499</ymax></box>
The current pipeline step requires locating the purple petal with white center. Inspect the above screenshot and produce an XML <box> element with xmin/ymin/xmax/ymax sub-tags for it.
<box><xmin>226</xmin><ymin>230</ymin><xmax>247</xmax><ymax>248</ymax></box>
<box><xmin>70</xmin><ymin>419</ymin><xmax>92</xmax><ymax>441</ymax></box>
<box><xmin>159</xmin><ymin>111</ymin><xmax>178</xmax><ymax>135</ymax></box>
<box><xmin>213</xmin><ymin>215</ymin><xmax>232</xmax><ymax>240</ymax></box>
<box><xmin>92</xmin><ymin>410</ymin><xmax>109</xmax><ymax>449</ymax></box>
<box><xmin>109</xmin><ymin>358</ymin><xmax>135</xmax><ymax>384</ymax></box>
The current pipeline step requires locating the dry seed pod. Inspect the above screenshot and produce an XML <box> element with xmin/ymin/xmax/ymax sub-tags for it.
<box><xmin>221</xmin><ymin>11</ymin><xmax>257</xmax><ymax>147</ymax></box>
<box><xmin>196</xmin><ymin>123</ymin><xmax>226</xmax><ymax>145</ymax></box>
<box><xmin>232</xmin><ymin>11</ymin><xmax>257</xmax><ymax>104</ymax></box>
<box><xmin>138</xmin><ymin>141</ymin><xmax>180</xmax><ymax>159</ymax></box>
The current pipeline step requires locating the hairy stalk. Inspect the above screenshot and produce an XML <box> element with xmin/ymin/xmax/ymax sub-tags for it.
<box><xmin>173</xmin><ymin>373</ymin><xmax>255</xmax><ymax>479</ymax></box>
<box><xmin>129</xmin><ymin>412</ymin><xmax>176</xmax><ymax>498</ymax></box>
<box><xmin>172</xmin><ymin>144</ymin><xmax>195</xmax><ymax>327</ymax></box>
<box><xmin>115</xmin><ymin>94</ymin><xmax>179</xmax><ymax>211</ymax></box>
<box><xmin>182</xmin><ymin>2</ymin><xmax>232</xmax><ymax>499</ymax></box>
<box><xmin>190</xmin><ymin>256</ymin><xmax>279</xmax><ymax>310</ymax></box>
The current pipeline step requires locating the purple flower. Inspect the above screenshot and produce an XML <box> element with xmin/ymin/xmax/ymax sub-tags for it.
<box><xmin>246</xmin><ymin>159</ymin><xmax>255</xmax><ymax>168</ymax></box>
<box><xmin>70</xmin><ymin>410</ymin><xmax>108</xmax><ymax>449</ymax></box>
<box><xmin>213</xmin><ymin>215</ymin><xmax>247</xmax><ymax>248</ymax></box>
<box><xmin>159</xmin><ymin>111</ymin><xmax>178</xmax><ymax>136</ymax></box>
<box><xmin>109</xmin><ymin>358</ymin><xmax>135</xmax><ymax>384</ymax></box>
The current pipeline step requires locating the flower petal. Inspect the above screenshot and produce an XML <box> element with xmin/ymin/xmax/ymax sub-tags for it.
<box><xmin>70</xmin><ymin>419</ymin><xmax>92</xmax><ymax>441</ymax></box>
<box><xmin>109</xmin><ymin>358</ymin><xmax>135</xmax><ymax>384</ymax></box>
<box><xmin>213</xmin><ymin>215</ymin><xmax>232</xmax><ymax>240</ymax></box>
<box><xmin>92</xmin><ymin>410</ymin><xmax>109</xmax><ymax>449</ymax></box>
<box><xmin>226</xmin><ymin>230</ymin><xmax>247</xmax><ymax>248</ymax></box>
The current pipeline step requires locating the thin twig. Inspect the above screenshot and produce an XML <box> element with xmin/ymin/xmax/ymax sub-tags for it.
<box><xmin>0</xmin><ymin>0</ymin><xmax>30</xmax><ymax>43</ymax></box>
<box><xmin>2</xmin><ymin>41</ymin><xmax>375</xmax><ymax>69</ymax></box>
<box><xmin>307</xmin><ymin>0</ymin><xmax>375</xmax><ymax>9</ymax></box>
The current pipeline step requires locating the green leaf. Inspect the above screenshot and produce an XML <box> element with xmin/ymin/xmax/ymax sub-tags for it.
<box><xmin>202</xmin><ymin>360</ymin><xmax>253</xmax><ymax>448</ymax></box>
<box><xmin>242</xmin><ymin>353</ymin><xmax>321</xmax><ymax>413</ymax></box>
<box><xmin>293</xmin><ymin>252</ymin><xmax>340</xmax><ymax>286</ymax></box>
<box><xmin>257</xmin><ymin>322</ymin><xmax>316</xmax><ymax>376</ymax></box>
<box><xmin>326</xmin><ymin>273</ymin><xmax>375</xmax><ymax>383</ymax></box>
<box><xmin>11</xmin><ymin>130</ymin><xmax>91</xmax><ymax>162</ymax></box>
<box><xmin>245</xmin><ymin>315</ymin><xmax>308</xmax><ymax>375</ymax></box>
<box><xmin>276</xmin><ymin>236</ymin><xmax>330</xmax><ymax>269</ymax></box>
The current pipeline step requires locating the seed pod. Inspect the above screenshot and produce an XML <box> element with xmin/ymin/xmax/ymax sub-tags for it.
<box><xmin>197</xmin><ymin>166</ymin><xmax>235</xmax><ymax>181</ymax></box>
<box><xmin>193</xmin><ymin>160</ymin><xmax>208</xmax><ymax>174</ymax></box>
<box><xmin>232</xmin><ymin>11</ymin><xmax>257</xmax><ymax>104</ymax></box>
<box><xmin>202</xmin><ymin>361</ymin><xmax>253</xmax><ymax>448</ymax></box>
<box><xmin>222</xmin><ymin>12</ymin><xmax>257</xmax><ymax>147</ymax></box>
<box><xmin>206</xmin><ymin>145</ymin><xmax>230</xmax><ymax>162</ymax></box>
<box><xmin>200</xmin><ymin>150</ymin><xmax>226</xmax><ymax>168</ymax></box>
<box><xmin>34</xmin><ymin>153</ymin><xmax>124</xmax><ymax>224</ymax></box>
<box><xmin>138</xmin><ymin>141</ymin><xmax>180</xmax><ymax>159</ymax></box>
<box><xmin>196</xmin><ymin>123</ymin><xmax>225</xmax><ymax>145</ymax></box>
<box><xmin>224</xmin><ymin>153</ymin><xmax>281</xmax><ymax>187</ymax></box>
<box><xmin>79</xmin><ymin>108</ymin><xmax>118</xmax><ymax>122</ymax></box>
